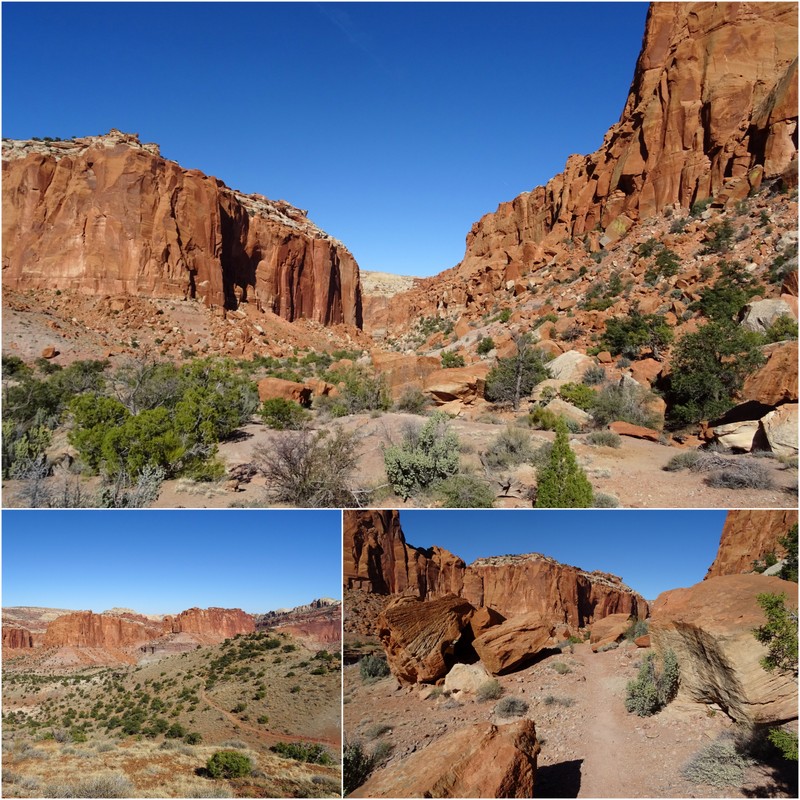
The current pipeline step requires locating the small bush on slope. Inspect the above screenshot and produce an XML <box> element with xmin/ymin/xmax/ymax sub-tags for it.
<box><xmin>535</xmin><ymin>419</ymin><xmax>593</xmax><ymax>508</ymax></box>
<box><xmin>206</xmin><ymin>749</ymin><xmax>253</xmax><ymax>779</ymax></box>
<box><xmin>624</xmin><ymin>649</ymin><xmax>679</xmax><ymax>717</ymax></box>
<box><xmin>359</xmin><ymin>654</ymin><xmax>390</xmax><ymax>683</ymax></box>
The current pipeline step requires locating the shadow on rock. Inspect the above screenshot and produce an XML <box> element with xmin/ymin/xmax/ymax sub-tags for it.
<box><xmin>535</xmin><ymin>759</ymin><xmax>583</xmax><ymax>798</ymax></box>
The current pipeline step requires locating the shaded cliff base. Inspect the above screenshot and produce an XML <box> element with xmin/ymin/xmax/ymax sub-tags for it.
<box><xmin>2</xmin><ymin>630</ymin><xmax>341</xmax><ymax>799</ymax></box>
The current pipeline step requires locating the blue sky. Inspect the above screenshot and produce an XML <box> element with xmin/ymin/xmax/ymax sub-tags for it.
<box><xmin>2</xmin><ymin>510</ymin><xmax>341</xmax><ymax>614</ymax></box>
<box><xmin>2</xmin><ymin>2</ymin><xmax>649</xmax><ymax>276</ymax></box>
<box><xmin>399</xmin><ymin>510</ymin><xmax>728</xmax><ymax>601</ymax></box>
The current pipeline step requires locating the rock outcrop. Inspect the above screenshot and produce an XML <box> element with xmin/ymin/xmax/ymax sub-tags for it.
<box><xmin>163</xmin><ymin>607</ymin><xmax>255</xmax><ymax>642</ymax></box>
<box><xmin>472</xmin><ymin>612</ymin><xmax>562</xmax><ymax>675</ymax></box>
<box><xmin>589</xmin><ymin>612</ymin><xmax>634</xmax><ymax>652</ymax></box>
<box><xmin>2</xmin><ymin>130</ymin><xmax>362</xmax><ymax>327</ymax></box>
<box><xmin>650</xmin><ymin>574</ymin><xmax>798</xmax><ymax>724</ymax></box>
<box><xmin>377</xmin><ymin>594</ymin><xmax>476</xmax><ymax>685</ymax></box>
<box><xmin>705</xmin><ymin>509</ymin><xmax>798</xmax><ymax>578</ymax></box>
<box><xmin>2</xmin><ymin>625</ymin><xmax>35</xmax><ymax>649</ymax></box>
<box><xmin>350</xmin><ymin>719</ymin><xmax>541</xmax><ymax>798</ymax></box>
<box><xmin>368</xmin><ymin>2</ymin><xmax>797</xmax><ymax>329</ymax></box>
<box><xmin>256</xmin><ymin>599</ymin><xmax>341</xmax><ymax>646</ymax></box>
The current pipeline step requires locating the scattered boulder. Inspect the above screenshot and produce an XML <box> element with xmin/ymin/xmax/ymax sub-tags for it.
<box><xmin>257</xmin><ymin>377</ymin><xmax>311</xmax><ymax>407</ymax></box>
<box><xmin>608</xmin><ymin>421</ymin><xmax>661</xmax><ymax>442</ymax></box>
<box><xmin>350</xmin><ymin>719</ymin><xmax>540</xmax><ymax>798</ymax></box>
<box><xmin>634</xmin><ymin>634</ymin><xmax>651</xmax><ymax>648</ymax></box>
<box><xmin>650</xmin><ymin>574</ymin><xmax>798</xmax><ymax>724</ymax></box>
<box><xmin>739</xmin><ymin>298</ymin><xmax>797</xmax><ymax>334</ymax></box>
<box><xmin>543</xmin><ymin>397</ymin><xmax>590</xmax><ymax>428</ymax></box>
<box><xmin>423</xmin><ymin>363</ymin><xmax>491</xmax><ymax>405</ymax></box>
<box><xmin>444</xmin><ymin>662</ymin><xmax>493</xmax><ymax>695</ymax></box>
<box><xmin>710</xmin><ymin>419</ymin><xmax>760</xmax><ymax>452</ymax></box>
<box><xmin>741</xmin><ymin>341</ymin><xmax>798</xmax><ymax>406</ymax></box>
<box><xmin>758</xmin><ymin>403</ymin><xmax>798</xmax><ymax>456</ymax></box>
<box><xmin>472</xmin><ymin>611</ymin><xmax>559</xmax><ymax>675</ymax></box>
<box><xmin>40</xmin><ymin>346</ymin><xmax>57</xmax><ymax>359</ymax></box>
<box><xmin>377</xmin><ymin>594</ymin><xmax>476</xmax><ymax>685</ymax></box>
<box><xmin>372</xmin><ymin>352</ymin><xmax>440</xmax><ymax>400</ymax></box>
<box><xmin>590</xmin><ymin>613</ymin><xmax>632</xmax><ymax>652</ymax></box>
<box><xmin>468</xmin><ymin>606</ymin><xmax>505</xmax><ymax>638</ymax></box>
<box><xmin>546</xmin><ymin>350</ymin><xmax>595</xmax><ymax>383</ymax></box>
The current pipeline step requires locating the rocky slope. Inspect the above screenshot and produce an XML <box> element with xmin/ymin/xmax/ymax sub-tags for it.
<box><xmin>256</xmin><ymin>598</ymin><xmax>342</xmax><ymax>645</ymax></box>
<box><xmin>2</xmin><ymin>129</ymin><xmax>362</xmax><ymax>327</ymax></box>
<box><xmin>374</xmin><ymin>1</ymin><xmax>797</xmax><ymax>330</ymax></box>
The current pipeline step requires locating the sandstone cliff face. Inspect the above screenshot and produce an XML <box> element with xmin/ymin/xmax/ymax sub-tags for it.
<box><xmin>163</xmin><ymin>607</ymin><xmax>255</xmax><ymax>642</ymax></box>
<box><xmin>2</xmin><ymin>130</ymin><xmax>362</xmax><ymax>327</ymax></box>
<box><xmin>706</xmin><ymin>509</ymin><xmax>798</xmax><ymax>578</ymax></box>
<box><xmin>374</xmin><ymin>2</ymin><xmax>797</xmax><ymax>328</ymax></box>
<box><xmin>2</xmin><ymin>625</ymin><xmax>35</xmax><ymax>649</ymax></box>
<box><xmin>343</xmin><ymin>511</ymin><xmax>647</xmax><ymax>629</ymax></box>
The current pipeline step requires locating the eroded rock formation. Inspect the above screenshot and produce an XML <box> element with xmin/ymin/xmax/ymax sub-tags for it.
<box><xmin>163</xmin><ymin>607</ymin><xmax>255</xmax><ymax>641</ymax></box>
<box><xmin>705</xmin><ymin>509</ymin><xmax>798</xmax><ymax>578</ymax></box>
<box><xmin>350</xmin><ymin>719</ymin><xmax>541</xmax><ymax>798</ymax></box>
<box><xmin>2</xmin><ymin>625</ymin><xmax>35</xmax><ymax>649</ymax></box>
<box><xmin>650</xmin><ymin>574</ymin><xmax>798</xmax><ymax>724</ymax></box>
<box><xmin>2</xmin><ymin>130</ymin><xmax>362</xmax><ymax>327</ymax></box>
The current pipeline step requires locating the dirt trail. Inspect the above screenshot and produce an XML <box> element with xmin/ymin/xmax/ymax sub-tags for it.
<box><xmin>198</xmin><ymin>686</ymin><xmax>339</xmax><ymax>749</ymax></box>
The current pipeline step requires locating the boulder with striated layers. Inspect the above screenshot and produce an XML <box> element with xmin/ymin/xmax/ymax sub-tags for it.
<box><xmin>472</xmin><ymin>612</ymin><xmax>560</xmax><ymax>674</ymax></box>
<box><xmin>706</xmin><ymin>509</ymin><xmax>798</xmax><ymax>578</ymax></box>
<box><xmin>377</xmin><ymin>594</ymin><xmax>476</xmax><ymax>685</ymax></box>
<box><xmin>350</xmin><ymin>719</ymin><xmax>541</xmax><ymax>798</ymax></box>
<box><xmin>590</xmin><ymin>613</ymin><xmax>633</xmax><ymax>652</ymax></box>
<box><xmin>2</xmin><ymin>130</ymin><xmax>362</xmax><ymax>328</ymax></box>
<box><xmin>650</xmin><ymin>574</ymin><xmax>798</xmax><ymax>723</ymax></box>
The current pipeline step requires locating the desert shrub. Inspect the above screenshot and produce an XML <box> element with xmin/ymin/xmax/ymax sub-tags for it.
<box><xmin>257</xmin><ymin>426</ymin><xmax>361</xmax><ymax>507</ymax></box>
<box><xmin>582</xmin><ymin>364</ymin><xmax>607</xmax><ymax>386</ymax></box>
<box><xmin>2</xmin><ymin>421</ymin><xmax>52</xmax><ymax>479</ymax></box>
<box><xmin>371</xmin><ymin>740</ymin><xmax>393</xmax><ymax>765</ymax></box>
<box><xmin>435</xmin><ymin>474</ymin><xmax>495</xmax><ymax>508</ymax></box>
<box><xmin>477</xmin><ymin>336</ymin><xmax>495</xmax><ymax>355</ymax></box>
<box><xmin>384</xmin><ymin>412</ymin><xmax>459</xmax><ymax>498</ymax></box>
<box><xmin>700</xmin><ymin>219</ymin><xmax>735</xmax><ymax>254</ymax></box>
<box><xmin>344</xmin><ymin>741</ymin><xmax>374</xmax><ymax>795</ymax></box>
<box><xmin>624</xmin><ymin>619</ymin><xmax>649</xmax><ymax>641</ymax></box>
<box><xmin>206</xmin><ymin>749</ymin><xmax>253</xmax><ymax>779</ymax></box>
<box><xmin>558</xmin><ymin>382</ymin><xmax>596</xmax><ymax>411</ymax></box>
<box><xmin>535</xmin><ymin>419</ymin><xmax>593</xmax><ymax>508</ymax></box>
<box><xmin>638</xmin><ymin>237</ymin><xmax>661</xmax><ymax>257</ymax></box>
<box><xmin>528</xmin><ymin>407</ymin><xmax>561</xmax><ymax>431</ymax></box>
<box><xmin>260</xmin><ymin>397</ymin><xmax>309</xmax><ymax>430</ymax></box>
<box><xmin>590</xmin><ymin>382</ymin><xmax>661</xmax><ymax>429</ymax></box>
<box><xmin>762</xmin><ymin>314</ymin><xmax>799</xmax><ymax>343</ymax></box>
<box><xmin>495</xmin><ymin>696</ymin><xmax>529</xmax><ymax>717</ymax></box>
<box><xmin>365</xmin><ymin>723</ymin><xmax>392</xmax><ymax>740</ymax></box>
<box><xmin>601</xmin><ymin>307</ymin><xmax>673</xmax><ymax>360</ymax></box>
<box><xmin>476</xmin><ymin>679</ymin><xmax>503</xmax><ymax>702</ymax></box>
<box><xmin>2</xmin><ymin>354</ymin><xmax>28</xmax><ymax>378</ymax></box>
<box><xmin>690</xmin><ymin>197</ymin><xmax>712</xmax><ymax>217</ymax></box>
<box><xmin>767</xmin><ymin>728</ymin><xmax>799</xmax><ymax>761</ymax></box>
<box><xmin>705</xmin><ymin>461</ymin><xmax>775</xmax><ymax>490</ymax></box>
<box><xmin>497</xmin><ymin>308</ymin><xmax>512</xmax><ymax>323</ymax></box>
<box><xmin>441</xmin><ymin>351</ymin><xmax>465</xmax><ymax>368</ymax></box>
<box><xmin>682</xmin><ymin>738</ymin><xmax>751</xmax><ymax>787</ymax></box>
<box><xmin>753</xmin><ymin>593</ymin><xmax>798</xmax><ymax>674</ymax></box>
<box><xmin>778</xmin><ymin>524</ymin><xmax>798</xmax><ymax>583</ymax></box>
<box><xmin>670</xmin><ymin>216</ymin><xmax>689</xmax><ymax>233</ymax></box>
<box><xmin>586</xmin><ymin>430</ymin><xmax>621</xmax><ymax>448</ymax></box>
<box><xmin>593</xmin><ymin>492</ymin><xmax>620</xmax><ymax>507</ymax></box>
<box><xmin>653</xmin><ymin>247</ymin><xmax>681</xmax><ymax>278</ymax></box>
<box><xmin>45</xmin><ymin>773</ymin><xmax>135</xmax><ymax>797</ymax></box>
<box><xmin>484</xmin><ymin>335</ymin><xmax>551</xmax><ymax>409</ymax></box>
<box><xmin>68</xmin><ymin>395</ymin><xmax>131</xmax><ymax>472</ymax></box>
<box><xmin>323</xmin><ymin>365</ymin><xmax>391</xmax><ymax>415</ymax></box>
<box><xmin>529</xmin><ymin>441</ymin><xmax>553</xmax><ymax>469</ymax></box>
<box><xmin>769</xmin><ymin>243</ymin><xmax>798</xmax><ymax>284</ymax></box>
<box><xmin>543</xmin><ymin>695</ymin><xmax>575</xmax><ymax>707</ymax></box>
<box><xmin>624</xmin><ymin>649</ymin><xmax>679</xmax><ymax>717</ymax></box>
<box><xmin>692</xmin><ymin>260</ymin><xmax>761</xmax><ymax>323</ymax></box>
<box><xmin>394</xmin><ymin>386</ymin><xmax>429</xmax><ymax>414</ymax></box>
<box><xmin>663</xmin><ymin>450</ymin><xmax>702</xmax><ymax>471</ymax></box>
<box><xmin>185</xmin><ymin>732</ymin><xmax>202</xmax><ymax>745</ymax></box>
<box><xmin>551</xmin><ymin>661</ymin><xmax>571</xmax><ymax>674</ymax></box>
<box><xmin>271</xmin><ymin>741</ymin><xmax>334</xmax><ymax>765</ymax></box>
<box><xmin>483</xmin><ymin>426</ymin><xmax>536</xmax><ymax>468</ymax></box>
<box><xmin>359</xmin><ymin>654</ymin><xmax>390</xmax><ymax>683</ymax></box>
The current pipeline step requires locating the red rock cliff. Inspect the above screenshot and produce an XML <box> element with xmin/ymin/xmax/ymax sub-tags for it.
<box><xmin>163</xmin><ymin>606</ymin><xmax>255</xmax><ymax>641</ymax></box>
<box><xmin>705</xmin><ymin>509</ymin><xmax>798</xmax><ymax>578</ymax></box>
<box><xmin>43</xmin><ymin>610</ymin><xmax>165</xmax><ymax>649</ymax></box>
<box><xmin>2</xmin><ymin>130</ymin><xmax>362</xmax><ymax>327</ymax></box>
<box><xmin>378</xmin><ymin>2</ymin><xmax>797</xmax><ymax>326</ymax></box>
<box><xmin>2</xmin><ymin>625</ymin><xmax>35</xmax><ymax>649</ymax></box>
<box><xmin>343</xmin><ymin>511</ymin><xmax>647</xmax><ymax>627</ymax></box>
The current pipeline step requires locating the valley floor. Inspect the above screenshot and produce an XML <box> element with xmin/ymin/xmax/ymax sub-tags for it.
<box><xmin>344</xmin><ymin>641</ymin><xmax>796</xmax><ymax>798</ymax></box>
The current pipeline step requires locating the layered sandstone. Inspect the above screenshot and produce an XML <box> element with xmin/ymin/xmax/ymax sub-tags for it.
<box><xmin>2</xmin><ymin>625</ymin><xmax>35</xmax><ymax>649</ymax></box>
<box><xmin>705</xmin><ymin>509</ymin><xmax>798</xmax><ymax>578</ymax></box>
<box><xmin>163</xmin><ymin>607</ymin><xmax>255</xmax><ymax>642</ymax></box>
<box><xmin>650</xmin><ymin>574</ymin><xmax>798</xmax><ymax>724</ymax></box>
<box><xmin>375</xmin><ymin>2</ymin><xmax>798</xmax><ymax>328</ymax></box>
<box><xmin>256</xmin><ymin>599</ymin><xmax>341</xmax><ymax>645</ymax></box>
<box><xmin>351</xmin><ymin>719</ymin><xmax>541</xmax><ymax>798</ymax></box>
<box><xmin>2</xmin><ymin>130</ymin><xmax>362</xmax><ymax>327</ymax></box>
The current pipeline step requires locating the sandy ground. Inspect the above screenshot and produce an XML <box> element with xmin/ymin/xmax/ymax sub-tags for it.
<box><xmin>344</xmin><ymin>641</ymin><xmax>796</xmax><ymax>798</ymax></box>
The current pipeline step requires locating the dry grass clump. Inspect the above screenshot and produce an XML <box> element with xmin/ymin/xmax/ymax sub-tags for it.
<box><xmin>682</xmin><ymin>737</ymin><xmax>751</xmax><ymax>787</ymax></box>
<box><xmin>45</xmin><ymin>772</ymin><xmax>134</xmax><ymax>798</ymax></box>
<box><xmin>494</xmin><ymin>696</ymin><xmax>529</xmax><ymax>717</ymax></box>
<box><xmin>476</xmin><ymin>679</ymin><xmax>504</xmax><ymax>702</ymax></box>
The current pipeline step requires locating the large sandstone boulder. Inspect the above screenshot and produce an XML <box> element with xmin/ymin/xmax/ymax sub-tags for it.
<box><xmin>758</xmin><ymin>403</ymin><xmax>798</xmax><ymax>456</ymax></box>
<box><xmin>350</xmin><ymin>719</ymin><xmax>540</xmax><ymax>798</ymax></box>
<box><xmin>444</xmin><ymin>662</ymin><xmax>493</xmax><ymax>695</ymax></box>
<box><xmin>472</xmin><ymin>612</ymin><xmax>560</xmax><ymax>675</ymax></box>
<box><xmin>545</xmin><ymin>350</ymin><xmax>595</xmax><ymax>383</ymax></box>
<box><xmin>741</xmin><ymin>341</ymin><xmax>798</xmax><ymax>406</ymax></box>
<box><xmin>423</xmin><ymin>363</ymin><xmax>492</xmax><ymax>405</ymax></box>
<box><xmin>710</xmin><ymin>419</ymin><xmax>759</xmax><ymax>451</ymax></box>
<box><xmin>650</xmin><ymin>575</ymin><xmax>798</xmax><ymax>724</ymax></box>
<box><xmin>608</xmin><ymin>421</ymin><xmax>661</xmax><ymax>442</ymax></box>
<box><xmin>739</xmin><ymin>299</ymin><xmax>797</xmax><ymax>334</ymax></box>
<box><xmin>371</xmin><ymin>352</ymin><xmax>440</xmax><ymax>400</ymax></box>
<box><xmin>706</xmin><ymin>510</ymin><xmax>798</xmax><ymax>579</ymax></box>
<box><xmin>257</xmin><ymin>377</ymin><xmax>311</xmax><ymax>406</ymax></box>
<box><xmin>543</xmin><ymin>397</ymin><xmax>590</xmax><ymax>428</ymax></box>
<box><xmin>590</xmin><ymin>613</ymin><xmax>633</xmax><ymax>652</ymax></box>
<box><xmin>377</xmin><ymin>594</ymin><xmax>476</xmax><ymax>685</ymax></box>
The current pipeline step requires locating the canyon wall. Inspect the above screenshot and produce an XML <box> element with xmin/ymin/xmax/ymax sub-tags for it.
<box><xmin>344</xmin><ymin>511</ymin><xmax>647</xmax><ymax>627</ymax></box>
<box><xmin>376</xmin><ymin>2</ymin><xmax>797</xmax><ymax>326</ymax></box>
<box><xmin>2</xmin><ymin>626</ymin><xmax>35</xmax><ymax>649</ymax></box>
<box><xmin>705</xmin><ymin>509</ymin><xmax>798</xmax><ymax>578</ymax></box>
<box><xmin>163</xmin><ymin>607</ymin><xmax>255</xmax><ymax>641</ymax></box>
<box><xmin>2</xmin><ymin>130</ymin><xmax>362</xmax><ymax>327</ymax></box>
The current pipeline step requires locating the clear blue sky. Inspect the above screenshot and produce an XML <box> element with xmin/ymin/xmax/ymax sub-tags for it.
<box><xmin>2</xmin><ymin>510</ymin><xmax>341</xmax><ymax>614</ymax></box>
<box><xmin>2</xmin><ymin>2</ymin><xmax>649</xmax><ymax>276</ymax></box>
<box><xmin>399</xmin><ymin>510</ymin><xmax>728</xmax><ymax>601</ymax></box>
